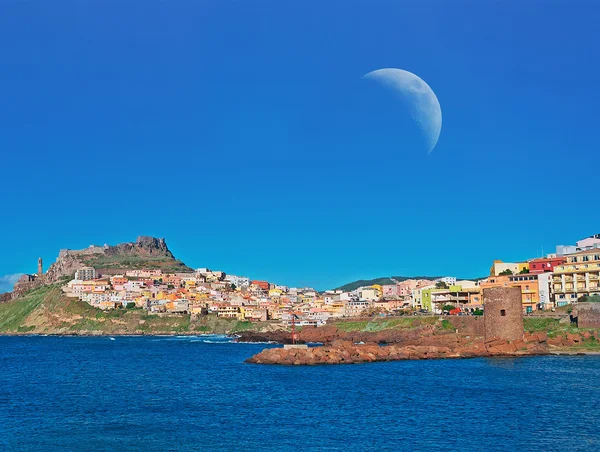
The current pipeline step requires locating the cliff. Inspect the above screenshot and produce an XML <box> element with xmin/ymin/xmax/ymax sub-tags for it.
<box><xmin>44</xmin><ymin>236</ymin><xmax>193</xmax><ymax>283</ymax></box>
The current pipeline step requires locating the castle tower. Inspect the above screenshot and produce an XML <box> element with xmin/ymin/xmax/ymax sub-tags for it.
<box><xmin>483</xmin><ymin>287</ymin><xmax>524</xmax><ymax>341</ymax></box>
<box><xmin>37</xmin><ymin>257</ymin><xmax>43</xmax><ymax>277</ymax></box>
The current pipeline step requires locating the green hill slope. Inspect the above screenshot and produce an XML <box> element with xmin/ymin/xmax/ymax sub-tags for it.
<box><xmin>0</xmin><ymin>285</ymin><xmax>260</xmax><ymax>335</ymax></box>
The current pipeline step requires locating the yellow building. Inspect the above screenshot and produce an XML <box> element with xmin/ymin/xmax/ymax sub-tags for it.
<box><xmin>489</xmin><ymin>260</ymin><xmax>530</xmax><ymax>276</ymax></box>
<box><xmin>552</xmin><ymin>250</ymin><xmax>600</xmax><ymax>305</ymax></box>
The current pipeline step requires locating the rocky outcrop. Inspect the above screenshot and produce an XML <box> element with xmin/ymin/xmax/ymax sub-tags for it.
<box><xmin>246</xmin><ymin>332</ymin><xmax>550</xmax><ymax>365</ymax></box>
<box><xmin>106</xmin><ymin>236</ymin><xmax>174</xmax><ymax>258</ymax></box>
<box><xmin>44</xmin><ymin>249</ymin><xmax>87</xmax><ymax>283</ymax></box>
<box><xmin>43</xmin><ymin>236</ymin><xmax>191</xmax><ymax>283</ymax></box>
<box><xmin>238</xmin><ymin>324</ymin><xmax>457</xmax><ymax>346</ymax></box>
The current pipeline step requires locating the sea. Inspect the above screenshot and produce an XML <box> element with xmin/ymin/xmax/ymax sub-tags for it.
<box><xmin>0</xmin><ymin>336</ymin><xmax>598</xmax><ymax>451</ymax></box>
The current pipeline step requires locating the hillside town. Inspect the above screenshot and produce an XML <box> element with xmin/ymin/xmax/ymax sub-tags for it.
<box><xmin>43</xmin><ymin>233</ymin><xmax>600</xmax><ymax>325</ymax></box>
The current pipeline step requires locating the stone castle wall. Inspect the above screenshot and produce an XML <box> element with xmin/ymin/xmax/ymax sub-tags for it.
<box><xmin>483</xmin><ymin>287</ymin><xmax>524</xmax><ymax>341</ymax></box>
<box><xmin>575</xmin><ymin>303</ymin><xmax>600</xmax><ymax>329</ymax></box>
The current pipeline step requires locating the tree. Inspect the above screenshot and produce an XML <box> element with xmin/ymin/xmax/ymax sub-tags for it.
<box><xmin>230</xmin><ymin>283</ymin><xmax>236</xmax><ymax>290</ymax></box>
<box><xmin>473</xmin><ymin>308</ymin><xmax>484</xmax><ymax>316</ymax></box>
<box><xmin>519</xmin><ymin>268</ymin><xmax>530</xmax><ymax>274</ymax></box>
<box><xmin>579</xmin><ymin>295</ymin><xmax>600</xmax><ymax>303</ymax></box>
<box><xmin>126</xmin><ymin>302</ymin><xmax>136</xmax><ymax>309</ymax></box>
<box><xmin>435</xmin><ymin>281</ymin><xmax>448</xmax><ymax>289</ymax></box>
<box><xmin>442</xmin><ymin>304</ymin><xmax>455</xmax><ymax>312</ymax></box>
<box><xmin>499</xmin><ymin>269</ymin><xmax>514</xmax><ymax>276</ymax></box>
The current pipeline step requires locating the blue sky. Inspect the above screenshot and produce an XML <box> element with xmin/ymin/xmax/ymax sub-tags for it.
<box><xmin>1</xmin><ymin>0</ymin><xmax>599</xmax><ymax>291</ymax></box>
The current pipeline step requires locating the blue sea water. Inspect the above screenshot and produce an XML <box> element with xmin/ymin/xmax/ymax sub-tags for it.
<box><xmin>0</xmin><ymin>336</ymin><xmax>599</xmax><ymax>451</ymax></box>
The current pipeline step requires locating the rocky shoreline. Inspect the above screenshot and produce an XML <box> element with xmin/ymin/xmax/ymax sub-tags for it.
<box><xmin>245</xmin><ymin>330</ymin><xmax>600</xmax><ymax>365</ymax></box>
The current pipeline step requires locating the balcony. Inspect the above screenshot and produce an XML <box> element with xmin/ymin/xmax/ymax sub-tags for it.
<box><xmin>589</xmin><ymin>274</ymin><xmax>599</xmax><ymax>281</ymax></box>
<box><xmin>552</xmin><ymin>278</ymin><xmax>562</xmax><ymax>283</ymax></box>
<box><xmin>564</xmin><ymin>277</ymin><xmax>574</xmax><ymax>282</ymax></box>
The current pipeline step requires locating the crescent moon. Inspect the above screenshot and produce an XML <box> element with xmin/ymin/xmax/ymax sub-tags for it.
<box><xmin>364</xmin><ymin>68</ymin><xmax>442</xmax><ymax>155</ymax></box>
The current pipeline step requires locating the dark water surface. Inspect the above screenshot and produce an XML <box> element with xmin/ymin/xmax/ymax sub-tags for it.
<box><xmin>0</xmin><ymin>336</ymin><xmax>598</xmax><ymax>451</ymax></box>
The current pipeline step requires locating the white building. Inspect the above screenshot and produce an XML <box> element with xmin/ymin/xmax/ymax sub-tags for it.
<box><xmin>537</xmin><ymin>273</ymin><xmax>553</xmax><ymax>310</ymax></box>
<box><xmin>225</xmin><ymin>274</ymin><xmax>250</xmax><ymax>288</ymax></box>
<box><xmin>556</xmin><ymin>234</ymin><xmax>600</xmax><ymax>256</ymax></box>
<box><xmin>344</xmin><ymin>300</ymin><xmax>373</xmax><ymax>317</ymax></box>
<box><xmin>358</xmin><ymin>288</ymin><xmax>379</xmax><ymax>301</ymax></box>
<box><xmin>75</xmin><ymin>267</ymin><xmax>96</xmax><ymax>281</ymax></box>
<box><xmin>438</xmin><ymin>276</ymin><xmax>456</xmax><ymax>286</ymax></box>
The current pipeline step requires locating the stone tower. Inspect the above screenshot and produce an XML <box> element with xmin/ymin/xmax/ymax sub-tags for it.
<box><xmin>37</xmin><ymin>257</ymin><xmax>43</xmax><ymax>277</ymax></box>
<box><xmin>483</xmin><ymin>287</ymin><xmax>524</xmax><ymax>341</ymax></box>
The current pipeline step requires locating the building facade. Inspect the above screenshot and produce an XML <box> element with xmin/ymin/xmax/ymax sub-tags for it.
<box><xmin>75</xmin><ymin>267</ymin><xmax>96</xmax><ymax>281</ymax></box>
<box><xmin>552</xmin><ymin>250</ymin><xmax>600</xmax><ymax>306</ymax></box>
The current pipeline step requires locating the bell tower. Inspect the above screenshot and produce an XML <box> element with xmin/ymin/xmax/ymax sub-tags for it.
<box><xmin>37</xmin><ymin>257</ymin><xmax>43</xmax><ymax>277</ymax></box>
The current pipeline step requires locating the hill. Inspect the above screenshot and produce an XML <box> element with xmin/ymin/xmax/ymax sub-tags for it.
<box><xmin>44</xmin><ymin>236</ymin><xmax>193</xmax><ymax>283</ymax></box>
<box><xmin>335</xmin><ymin>276</ymin><xmax>442</xmax><ymax>292</ymax></box>
<box><xmin>0</xmin><ymin>284</ymin><xmax>262</xmax><ymax>335</ymax></box>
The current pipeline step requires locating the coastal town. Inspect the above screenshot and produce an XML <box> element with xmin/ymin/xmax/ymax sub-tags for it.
<box><xmin>38</xmin><ymin>233</ymin><xmax>600</xmax><ymax>326</ymax></box>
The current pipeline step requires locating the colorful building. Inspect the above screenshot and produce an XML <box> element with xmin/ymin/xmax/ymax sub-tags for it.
<box><xmin>552</xmin><ymin>250</ymin><xmax>600</xmax><ymax>306</ymax></box>
<box><xmin>490</xmin><ymin>260</ymin><xmax>529</xmax><ymax>276</ymax></box>
<box><xmin>528</xmin><ymin>257</ymin><xmax>566</xmax><ymax>274</ymax></box>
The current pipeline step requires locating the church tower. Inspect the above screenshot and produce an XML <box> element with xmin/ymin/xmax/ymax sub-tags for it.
<box><xmin>37</xmin><ymin>257</ymin><xmax>43</xmax><ymax>277</ymax></box>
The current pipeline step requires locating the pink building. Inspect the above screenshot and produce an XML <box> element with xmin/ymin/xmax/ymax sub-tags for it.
<box><xmin>382</xmin><ymin>285</ymin><xmax>399</xmax><ymax>298</ymax></box>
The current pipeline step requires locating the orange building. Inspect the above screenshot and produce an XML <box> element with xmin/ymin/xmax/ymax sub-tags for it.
<box><xmin>110</xmin><ymin>276</ymin><xmax>129</xmax><ymax>286</ymax></box>
<box><xmin>251</xmin><ymin>280</ymin><xmax>270</xmax><ymax>291</ymax></box>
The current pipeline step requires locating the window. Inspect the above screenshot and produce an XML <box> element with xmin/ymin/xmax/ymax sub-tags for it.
<box><xmin>500</xmin><ymin>309</ymin><xmax>506</xmax><ymax>316</ymax></box>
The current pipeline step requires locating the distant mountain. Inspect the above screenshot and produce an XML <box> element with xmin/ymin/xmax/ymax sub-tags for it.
<box><xmin>334</xmin><ymin>275</ymin><xmax>488</xmax><ymax>292</ymax></box>
<box><xmin>335</xmin><ymin>276</ymin><xmax>441</xmax><ymax>292</ymax></box>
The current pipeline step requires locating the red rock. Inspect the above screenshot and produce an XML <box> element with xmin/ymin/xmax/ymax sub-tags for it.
<box><xmin>513</xmin><ymin>339</ymin><xmax>527</xmax><ymax>350</ymax></box>
<box><xmin>566</xmin><ymin>333</ymin><xmax>581</xmax><ymax>343</ymax></box>
<box><xmin>547</xmin><ymin>337</ymin><xmax>563</xmax><ymax>346</ymax></box>
<box><xmin>492</xmin><ymin>342</ymin><xmax>517</xmax><ymax>354</ymax></box>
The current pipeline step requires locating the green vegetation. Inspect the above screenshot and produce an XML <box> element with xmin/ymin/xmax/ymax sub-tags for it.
<box><xmin>0</xmin><ymin>285</ymin><xmax>53</xmax><ymax>332</ymax></box>
<box><xmin>0</xmin><ymin>283</ymin><xmax>274</xmax><ymax>335</ymax></box>
<box><xmin>334</xmin><ymin>317</ymin><xmax>437</xmax><ymax>332</ymax></box>
<box><xmin>441</xmin><ymin>319</ymin><xmax>454</xmax><ymax>330</ymax></box>
<box><xmin>578</xmin><ymin>295</ymin><xmax>600</xmax><ymax>303</ymax></box>
<box><xmin>499</xmin><ymin>269</ymin><xmax>514</xmax><ymax>276</ymax></box>
<box><xmin>435</xmin><ymin>281</ymin><xmax>448</xmax><ymax>289</ymax></box>
<box><xmin>80</xmin><ymin>253</ymin><xmax>192</xmax><ymax>272</ymax></box>
<box><xmin>523</xmin><ymin>318</ymin><xmax>590</xmax><ymax>338</ymax></box>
